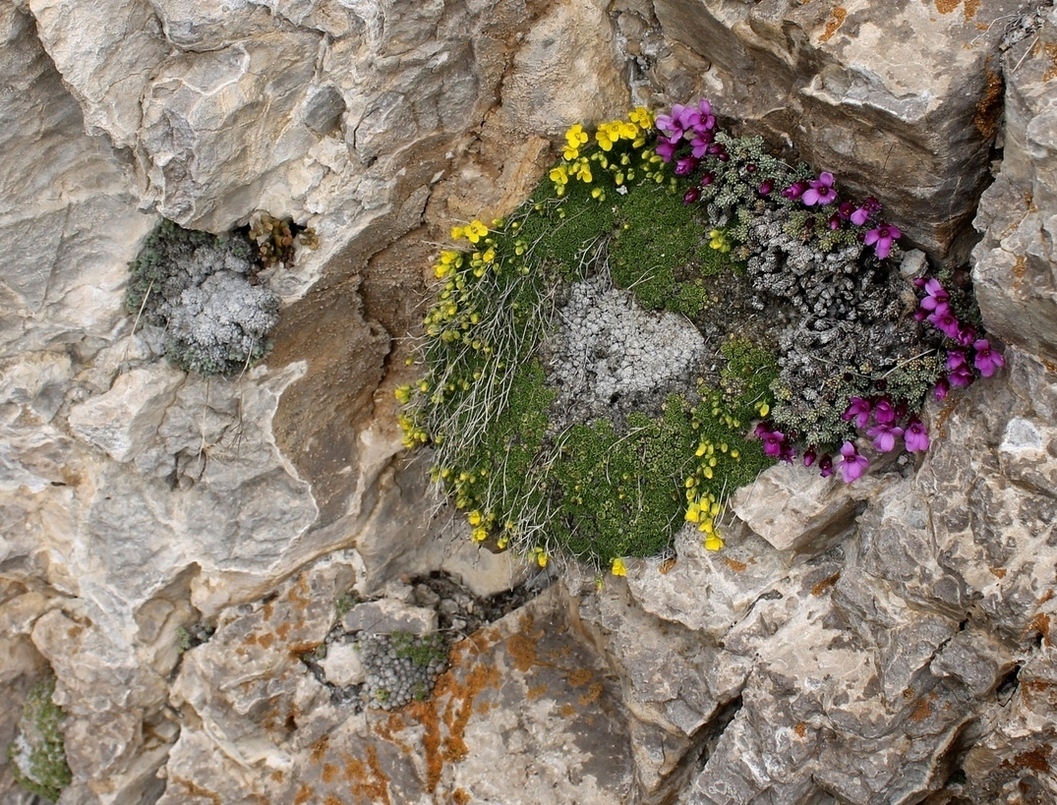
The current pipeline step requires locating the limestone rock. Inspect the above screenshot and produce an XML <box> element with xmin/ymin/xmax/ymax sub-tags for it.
<box><xmin>645</xmin><ymin>0</ymin><xmax>1034</xmax><ymax>261</ymax></box>
<box><xmin>162</xmin><ymin>579</ymin><xmax>635</xmax><ymax>804</ymax></box>
<box><xmin>972</xmin><ymin>7</ymin><xmax>1057</xmax><ymax>358</ymax></box>
<box><xmin>341</xmin><ymin>599</ymin><xmax>438</xmax><ymax>635</ymax></box>
<box><xmin>319</xmin><ymin>642</ymin><xmax>366</xmax><ymax>687</ymax></box>
<box><xmin>67</xmin><ymin>368</ymin><xmax>185</xmax><ymax>462</ymax></box>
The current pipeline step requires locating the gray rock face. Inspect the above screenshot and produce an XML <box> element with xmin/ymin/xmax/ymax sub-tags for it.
<box><xmin>3</xmin><ymin>0</ymin><xmax>1057</xmax><ymax>803</ymax></box>
<box><xmin>631</xmin><ymin>0</ymin><xmax>1036</xmax><ymax>262</ymax></box>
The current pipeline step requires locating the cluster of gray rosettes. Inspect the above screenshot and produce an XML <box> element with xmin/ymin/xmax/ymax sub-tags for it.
<box><xmin>126</xmin><ymin>219</ymin><xmax>280</xmax><ymax>375</ymax></box>
<box><xmin>358</xmin><ymin>632</ymin><xmax>450</xmax><ymax>711</ymax></box>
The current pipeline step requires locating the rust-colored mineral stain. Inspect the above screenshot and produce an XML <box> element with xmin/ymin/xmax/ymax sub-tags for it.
<box><xmin>1041</xmin><ymin>41</ymin><xmax>1057</xmax><ymax>81</ymax></box>
<box><xmin>659</xmin><ymin>557</ymin><xmax>677</xmax><ymax>575</ymax></box>
<box><xmin>990</xmin><ymin>567</ymin><xmax>1008</xmax><ymax>579</ymax></box>
<box><xmin>1029</xmin><ymin>612</ymin><xmax>1052</xmax><ymax>644</ymax></box>
<box><xmin>963</xmin><ymin>0</ymin><xmax>980</xmax><ymax>18</ymax></box>
<box><xmin>724</xmin><ymin>557</ymin><xmax>748</xmax><ymax>573</ymax></box>
<box><xmin>1010</xmin><ymin>745</ymin><xmax>1052</xmax><ymax>773</ymax></box>
<box><xmin>819</xmin><ymin>7</ymin><xmax>847</xmax><ymax>42</ymax></box>
<box><xmin>559</xmin><ymin>703</ymin><xmax>577</xmax><ymax>718</ymax></box>
<box><xmin>321</xmin><ymin>763</ymin><xmax>339</xmax><ymax>784</ymax></box>
<box><xmin>794</xmin><ymin>723</ymin><xmax>808</xmax><ymax>738</ymax></box>
<box><xmin>323</xmin><ymin>797</ymin><xmax>342</xmax><ymax>805</ymax></box>
<box><xmin>293</xmin><ymin>783</ymin><xmax>313</xmax><ymax>805</ymax></box>
<box><xmin>935</xmin><ymin>0</ymin><xmax>960</xmax><ymax>13</ymax></box>
<box><xmin>276</xmin><ymin>622</ymin><xmax>292</xmax><ymax>640</ymax></box>
<box><xmin>811</xmin><ymin>572</ymin><xmax>841</xmax><ymax>596</ymax></box>
<box><xmin>173</xmin><ymin>776</ymin><xmax>222</xmax><ymax>805</ymax></box>
<box><xmin>257</xmin><ymin>632</ymin><xmax>274</xmax><ymax>650</ymax></box>
<box><xmin>909</xmin><ymin>697</ymin><xmax>933</xmax><ymax>722</ymax></box>
<box><xmin>453</xmin><ymin>789</ymin><xmax>472</xmax><ymax>805</ymax></box>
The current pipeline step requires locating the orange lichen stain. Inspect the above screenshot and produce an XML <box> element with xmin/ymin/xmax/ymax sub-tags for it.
<box><xmin>819</xmin><ymin>7</ymin><xmax>846</xmax><ymax>43</ymax></box>
<box><xmin>794</xmin><ymin>723</ymin><xmax>808</xmax><ymax>738</ymax></box>
<box><xmin>262</xmin><ymin>601</ymin><xmax>274</xmax><ymax>620</ymax></box>
<box><xmin>343</xmin><ymin>746</ymin><xmax>392</xmax><ymax>805</ymax></box>
<box><xmin>257</xmin><ymin>632</ymin><xmax>274</xmax><ymax>650</ymax></box>
<box><xmin>292</xmin><ymin>783</ymin><xmax>313</xmax><ymax>805</ymax></box>
<box><xmin>1040</xmin><ymin>589</ymin><xmax>1055</xmax><ymax>605</ymax></box>
<box><xmin>172</xmin><ymin>776</ymin><xmax>222</xmax><ymax>805</ymax></box>
<box><xmin>323</xmin><ymin>797</ymin><xmax>342</xmax><ymax>805</ymax></box>
<box><xmin>659</xmin><ymin>557</ymin><xmax>677</xmax><ymax>575</ymax></box>
<box><xmin>443</xmin><ymin>664</ymin><xmax>502</xmax><ymax>763</ymax></box>
<box><xmin>275</xmin><ymin>622</ymin><xmax>292</xmax><ymax>640</ymax></box>
<box><xmin>724</xmin><ymin>557</ymin><xmax>748</xmax><ymax>573</ymax></box>
<box><xmin>974</xmin><ymin>62</ymin><xmax>1003</xmax><ymax>139</ymax></box>
<box><xmin>935</xmin><ymin>0</ymin><xmax>960</xmax><ymax>13</ymax></box>
<box><xmin>506</xmin><ymin>633</ymin><xmax>539</xmax><ymax>672</ymax></box>
<box><xmin>811</xmin><ymin>572</ymin><xmax>841</xmax><ymax>596</ymax></box>
<box><xmin>269</xmin><ymin>770</ymin><xmax>285</xmax><ymax>784</ymax></box>
<box><xmin>990</xmin><ymin>567</ymin><xmax>1008</xmax><ymax>579</ymax></box>
<box><xmin>66</xmin><ymin>625</ymin><xmax>83</xmax><ymax>639</ymax></box>
<box><xmin>579</xmin><ymin>682</ymin><xmax>604</xmax><ymax>707</ymax></box>
<box><xmin>566</xmin><ymin>668</ymin><xmax>594</xmax><ymax>687</ymax></box>
<box><xmin>321</xmin><ymin>763</ymin><xmax>339</xmax><ymax>784</ymax></box>
<box><xmin>527</xmin><ymin>683</ymin><xmax>550</xmax><ymax>701</ymax></box>
<box><xmin>964</xmin><ymin>0</ymin><xmax>980</xmax><ymax>18</ymax></box>
<box><xmin>310</xmin><ymin>735</ymin><xmax>330</xmax><ymax>764</ymax></box>
<box><xmin>475</xmin><ymin>700</ymin><xmax>493</xmax><ymax>716</ymax></box>
<box><xmin>453</xmin><ymin>789</ymin><xmax>472</xmax><ymax>805</ymax></box>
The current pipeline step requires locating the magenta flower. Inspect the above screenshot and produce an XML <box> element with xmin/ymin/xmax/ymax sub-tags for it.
<box><xmin>927</xmin><ymin>302</ymin><xmax>962</xmax><ymax>340</ymax></box>
<box><xmin>973</xmin><ymin>338</ymin><xmax>1005</xmax><ymax>377</ymax></box>
<box><xmin>675</xmin><ymin>156</ymin><xmax>699</xmax><ymax>176</ymax></box>
<box><xmin>802</xmin><ymin>448</ymin><xmax>817</xmax><ymax>467</ymax></box>
<box><xmin>867</xmin><ymin>423</ymin><xmax>904</xmax><ymax>453</ymax></box>
<box><xmin>842</xmin><ymin>396</ymin><xmax>872</xmax><ymax>429</ymax></box>
<box><xmin>691</xmin><ymin>131</ymin><xmax>714</xmax><ymax>158</ymax></box>
<box><xmin>818</xmin><ymin>453</ymin><xmax>834</xmax><ymax>478</ymax></box>
<box><xmin>904</xmin><ymin>418</ymin><xmax>930</xmax><ymax>452</ymax></box>
<box><xmin>946</xmin><ymin>350</ymin><xmax>975</xmax><ymax>388</ymax></box>
<box><xmin>754</xmin><ymin>423</ymin><xmax>787</xmax><ymax>458</ymax></box>
<box><xmin>683</xmin><ymin>187</ymin><xmax>701</xmax><ymax>205</ymax></box>
<box><xmin>699</xmin><ymin>171</ymin><xmax>716</xmax><ymax>187</ymax></box>
<box><xmin>655</xmin><ymin>138</ymin><xmax>678</xmax><ymax>162</ymax></box>
<box><xmin>850</xmin><ymin>197</ymin><xmax>881</xmax><ymax>226</ymax></box>
<box><xmin>872</xmin><ymin>398</ymin><xmax>896</xmax><ymax>426</ymax></box>
<box><xmin>838</xmin><ymin>441</ymin><xmax>869</xmax><ymax>483</ymax></box>
<box><xmin>864</xmin><ymin>222</ymin><xmax>901</xmax><ymax>259</ymax></box>
<box><xmin>934</xmin><ymin>377</ymin><xmax>950</xmax><ymax>400</ymax></box>
<box><xmin>919</xmin><ymin>278</ymin><xmax>949</xmax><ymax>312</ymax></box>
<box><xmin>802</xmin><ymin>172</ymin><xmax>837</xmax><ymax>206</ymax></box>
<box><xmin>782</xmin><ymin>181</ymin><xmax>808</xmax><ymax>201</ymax></box>
<box><xmin>758</xmin><ymin>179</ymin><xmax>775</xmax><ymax>196</ymax></box>
<box><xmin>954</xmin><ymin>323</ymin><xmax>977</xmax><ymax>347</ymax></box>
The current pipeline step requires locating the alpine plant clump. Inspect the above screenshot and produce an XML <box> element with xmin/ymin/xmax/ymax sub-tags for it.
<box><xmin>397</xmin><ymin>98</ymin><xmax>1003</xmax><ymax>575</ymax></box>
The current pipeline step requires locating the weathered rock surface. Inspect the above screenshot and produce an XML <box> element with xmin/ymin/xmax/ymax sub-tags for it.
<box><xmin>3</xmin><ymin>0</ymin><xmax>1057</xmax><ymax>803</ymax></box>
<box><xmin>623</xmin><ymin>0</ymin><xmax>1034</xmax><ymax>262</ymax></box>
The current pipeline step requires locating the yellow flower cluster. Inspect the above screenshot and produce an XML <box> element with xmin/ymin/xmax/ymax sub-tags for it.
<box><xmin>684</xmin><ymin>490</ymin><xmax>724</xmax><ymax>551</ymax></box>
<box><xmin>611</xmin><ymin>557</ymin><xmax>627</xmax><ymax>577</ymax></box>
<box><xmin>529</xmin><ymin>546</ymin><xmax>549</xmax><ymax>568</ymax></box>
<box><xmin>451</xmin><ymin>220</ymin><xmax>490</xmax><ymax>243</ymax></box>
<box><xmin>549</xmin><ymin>107</ymin><xmax>659</xmax><ymax>198</ymax></box>
<box><xmin>397</xmin><ymin>411</ymin><xmax>428</xmax><ymax>449</ymax></box>
<box><xmin>709</xmin><ymin>228</ymin><xmax>732</xmax><ymax>253</ymax></box>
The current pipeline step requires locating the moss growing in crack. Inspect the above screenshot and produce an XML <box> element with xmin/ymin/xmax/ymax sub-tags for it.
<box><xmin>8</xmin><ymin>673</ymin><xmax>72</xmax><ymax>803</ymax></box>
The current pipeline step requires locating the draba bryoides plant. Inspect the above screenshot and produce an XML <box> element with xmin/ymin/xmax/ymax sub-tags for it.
<box><xmin>397</xmin><ymin>98</ymin><xmax>1003</xmax><ymax>575</ymax></box>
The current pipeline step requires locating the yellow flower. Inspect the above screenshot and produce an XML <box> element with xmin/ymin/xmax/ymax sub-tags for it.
<box><xmin>471</xmin><ymin>526</ymin><xmax>488</xmax><ymax>543</ymax></box>
<box><xmin>704</xmin><ymin>533</ymin><xmax>725</xmax><ymax>551</ymax></box>
<box><xmin>573</xmin><ymin>159</ymin><xmax>593</xmax><ymax>183</ymax></box>
<box><xmin>466</xmin><ymin>220</ymin><xmax>489</xmax><ymax>243</ymax></box>
<box><xmin>685</xmin><ymin>502</ymin><xmax>701</xmax><ymax>523</ymax></box>
<box><xmin>529</xmin><ymin>546</ymin><xmax>548</xmax><ymax>568</ymax></box>
<box><xmin>611</xmin><ymin>557</ymin><xmax>627</xmax><ymax>577</ymax></box>
<box><xmin>756</xmin><ymin>401</ymin><xmax>770</xmax><ymax>417</ymax></box>
<box><xmin>549</xmin><ymin>164</ymin><xmax>569</xmax><ymax>185</ymax></box>
<box><xmin>394</xmin><ymin>385</ymin><xmax>412</xmax><ymax>405</ymax></box>
<box><xmin>468</xmin><ymin>510</ymin><xmax>483</xmax><ymax>526</ymax></box>
<box><xmin>628</xmin><ymin>106</ymin><xmax>653</xmax><ymax>130</ymax></box>
<box><xmin>563</xmin><ymin>123</ymin><xmax>589</xmax><ymax>160</ymax></box>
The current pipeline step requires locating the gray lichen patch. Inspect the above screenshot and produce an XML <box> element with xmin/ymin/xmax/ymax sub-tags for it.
<box><xmin>544</xmin><ymin>273</ymin><xmax>706</xmax><ymax>428</ymax></box>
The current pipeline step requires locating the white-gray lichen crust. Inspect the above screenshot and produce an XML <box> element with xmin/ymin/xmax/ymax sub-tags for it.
<box><xmin>544</xmin><ymin>273</ymin><xmax>706</xmax><ymax>426</ymax></box>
